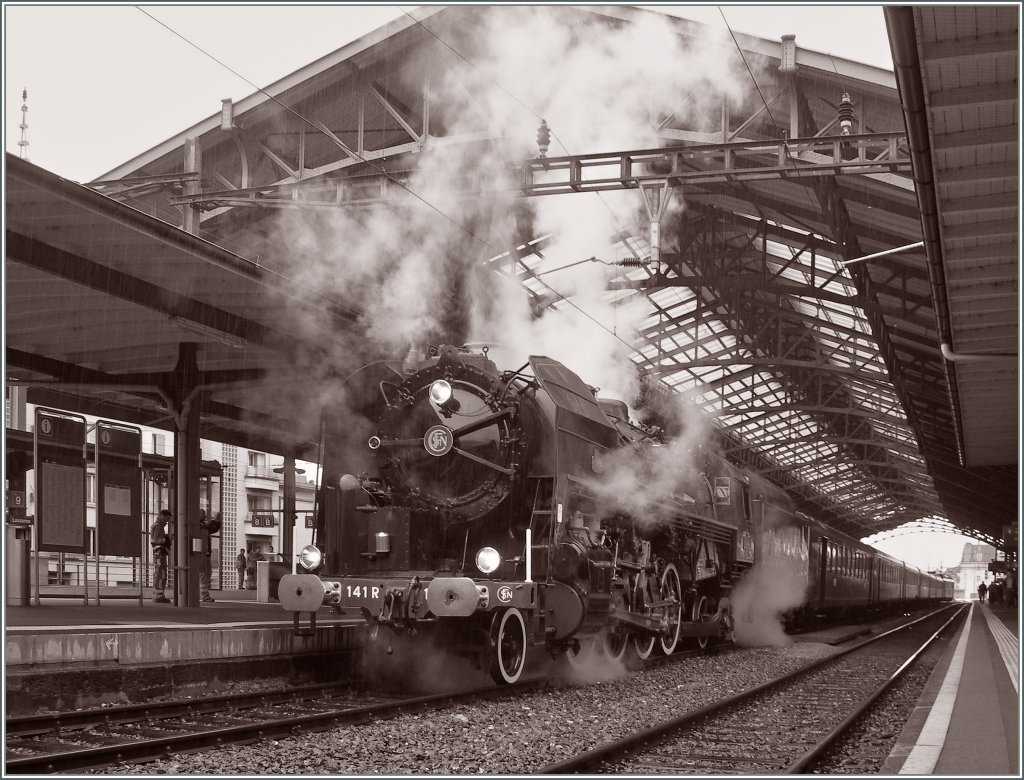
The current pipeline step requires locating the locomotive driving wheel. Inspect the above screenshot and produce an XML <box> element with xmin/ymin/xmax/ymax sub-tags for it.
<box><xmin>632</xmin><ymin>575</ymin><xmax>657</xmax><ymax>660</ymax></box>
<box><xmin>693</xmin><ymin>594</ymin><xmax>717</xmax><ymax>650</ymax></box>
<box><xmin>659</xmin><ymin>563</ymin><xmax>683</xmax><ymax>655</ymax></box>
<box><xmin>603</xmin><ymin>590</ymin><xmax>629</xmax><ymax>662</ymax></box>
<box><xmin>488</xmin><ymin>608</ymin><xmax>527</xmax><ymax>685</ymax></box>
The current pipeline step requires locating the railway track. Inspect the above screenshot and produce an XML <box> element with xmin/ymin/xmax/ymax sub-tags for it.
<box><xmin>4</xmin><ymin>677</ymin><xmax>549</xmax><ymax>774</ymax></box>
<box><xmin>539</xmin><ymin>604</ymin><xmax>965</xmax><ymax>774</ymax></box>
<box><xmin>5</xmin><ymin>637</ymin><xmax>724</xmax><ymax>775</ymax></box>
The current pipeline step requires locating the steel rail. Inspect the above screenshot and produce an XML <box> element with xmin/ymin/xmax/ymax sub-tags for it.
<box><xmin>536</xmin><ymin>604</ymin><xmax>963</xmax><ymax>774</ymax></box>
<box><xmin>6</xmin><ymin>680</ymin><xmax>372</xmax><ymax>737</ymax></box>
<box><xmin>5</xmin><ymin>679</ymin><xmax>548</xmax><ymax>774</ymax></box>
<box><xmin>784</xmin><ymin>604</ymin><xmax>966</xmax><ymax>772</ymax></box>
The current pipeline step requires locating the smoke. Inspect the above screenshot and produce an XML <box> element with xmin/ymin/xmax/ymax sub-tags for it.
<box><xmin>728</xmin><ymin>507</ymin><xmax>811</xmax><ymax>646</ymax></box>
<box><xmin>730</xmin><ymin>561</ymin><xmax>808</xmax><ymax>648</ymax></box>
<box><xmin>584</xmin><ymin>392</ymin><xmax>715</xmax><ymax>525</ymax></box>
<box><xmin>356</xmin><ymin>629</ymin><xmax>493</xmax><ymax>694</ymax></box>
<box><xmin>561</xmin><ymin>635</ymin><xmax>629</xmax><ymax>685</ymax></box>
<box><xmin>241</xmin><ymin>6</ymin><xmax>749</xmax><ymax>433</ymax></box>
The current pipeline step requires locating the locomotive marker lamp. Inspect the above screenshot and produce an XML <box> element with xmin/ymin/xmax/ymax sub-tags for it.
<box><xmin>476</xmin><ymin>546</ymin><xmax>501</xmax><ymax>575</ymax></box>
<box><xmin>298</xmin><ymin>544</ymin><xmax>323</xmax><ymax>573</ymax></box>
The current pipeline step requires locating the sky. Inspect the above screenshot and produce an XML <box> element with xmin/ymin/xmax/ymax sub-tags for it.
<box><xmin>2</xmin><ymin>3</ymin><xmax>983</xmax><ymax>570</ymax></box>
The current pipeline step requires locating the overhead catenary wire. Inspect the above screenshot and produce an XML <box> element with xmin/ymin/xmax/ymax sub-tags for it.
<box><xmin>135</xmin><ymin>6</ymin><xmax>495</xmax><ymax>255</ymax></box>
<box><xmin>134</xmin><ymin>5</ymin><xmax>641</xmax><ymax>356</ymax></box>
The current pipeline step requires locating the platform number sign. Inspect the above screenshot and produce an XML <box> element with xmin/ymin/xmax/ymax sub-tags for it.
<box><xmin>713</xmin><ymin>477</ymin><xmax>732</xmax><ymax>505</ymax></box>
<box><xmin>6</xmin><ymin>490</ymin><xmax>27</xmax><ymax>522</ymax></box>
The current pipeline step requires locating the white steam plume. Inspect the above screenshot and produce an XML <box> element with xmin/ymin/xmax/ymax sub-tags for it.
<box><xmin>731</xmin><ymin>514</ymin><xmax>811</xmax><ymax>646</ymax></box>
<box><xmin>583</xmin><ymin>391</ymin><xmax>714</xmax><ymax>525</ymax></box>
<box><xmin>251</xmin><ymin>6</ymin><xmax>748</xmax><ymax>433</ymax></box>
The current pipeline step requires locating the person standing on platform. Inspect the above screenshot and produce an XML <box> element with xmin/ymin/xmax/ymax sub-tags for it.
<box><xmin>199</xmin><ymin>509</ymin><xmax>222</xmax><ymax>603</ymax></box>
<box><xmin>236</xmin><ymin>548</ymin><xmax>247</xmax><ymax>590</ymax></box>
<box><xmin>978</xmin><ymin>580</ymin><xmax>988</xmax><ymax>603</ymax></box>
<box><xmin>150</xmin><ymin>509</ymin><xmax>172</xmax><ymax>604</ymax></box>
<box><xmin>245</xmin><ymin>550</ymin><xmax>256</xmax><ymax>590</ymax></box>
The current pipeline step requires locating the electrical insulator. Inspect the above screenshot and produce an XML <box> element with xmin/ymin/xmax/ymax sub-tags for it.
<box><xmin>536</xmin><ymin>119</ymin><xmax>550</xmax><ymax>158</ymax></box>
<box><xmin>838</xmin><ymin>92</ymin><xmax>855</xmax><ymax>136</ymax></box>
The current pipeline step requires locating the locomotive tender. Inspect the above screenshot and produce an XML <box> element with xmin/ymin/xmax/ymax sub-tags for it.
<box><xmin>280</xmin><ymin>345</ymin><xmax>953</xmax><ymax>683</ymax></box>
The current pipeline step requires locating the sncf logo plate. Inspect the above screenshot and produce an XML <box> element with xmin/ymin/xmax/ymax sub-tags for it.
<box><xmin>423</xmin><ymin>425</ymin><xmax>454</xmax><ymax>457</ymax></box>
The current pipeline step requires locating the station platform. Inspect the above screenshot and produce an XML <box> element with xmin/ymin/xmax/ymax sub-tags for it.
<box><xmin>884</xmin><ymin>600</ymin><xmax>1019</xmax><ymax>775</ymax></box>
<box><xmin>5</xmin><ymin>587</ymin><xmax>360</xmax><ymax>668</ymax></box>
<box><xmin>5</xmin><ymin>587</ymin><xmax>366</xmax><ymax>713</ymax></box>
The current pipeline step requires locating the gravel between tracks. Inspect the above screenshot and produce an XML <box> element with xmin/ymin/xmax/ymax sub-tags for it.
<box><xmin>95</xmin><ymin>642</ymin><xmax>839</xmax><ymax>775</ymax></box>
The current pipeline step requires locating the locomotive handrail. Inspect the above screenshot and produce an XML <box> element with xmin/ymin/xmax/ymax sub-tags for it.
<box><xmin>375</xmin><ymin>438</ymin><xmax>422</xmax><ymax>447</ymax></box>
<box><xmin>452</xmin><ymin>447</ymin><xmax>513</xmax><ymax>475</ymax></box>
<box><xmin>451</xmin><ymin>407</ymin><xmax>514</xmax><ymax>437</ymax></box>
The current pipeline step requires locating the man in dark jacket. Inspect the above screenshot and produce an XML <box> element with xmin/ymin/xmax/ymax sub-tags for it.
<box><xmin>150</xmin><ymin>509</ymin><xmax>172</xmax><ymax>603</ymax></box>
<box><xmin>199</xmin><ymin>509</ymin><xmax>222</xmax><ymax>603</ymax></box>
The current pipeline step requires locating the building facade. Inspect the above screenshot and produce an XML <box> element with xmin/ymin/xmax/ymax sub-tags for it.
<box><xmin>7</xmin><ymin>392</ymin><xmax>317</xmax><ymax>591</ymax></box>
<box><xmin>950</xmin><ymin>542</ymin><xmax>999</xmax><ymax>601</ymax></box>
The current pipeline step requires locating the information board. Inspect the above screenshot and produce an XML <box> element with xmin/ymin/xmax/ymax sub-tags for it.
<box><xmin>96</xmin><ymin>422</ymin><xmax>142</xmax><ymax>558</ymax></box>
<box><xmin>35</xmin><ymin>409</ymin><xmax>87</xmax><ymax>553</ymax></box>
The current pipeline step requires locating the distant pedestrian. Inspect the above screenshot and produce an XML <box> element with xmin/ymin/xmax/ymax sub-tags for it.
<box><xmin>990</xmin><ymin>580</ymin><xmax>1003</xmax><ymax>606</ymax></box>
<box><xmin>198</xmin><ymin>509</ymin><xmax>222</xmax><ymax>603</ymax></box>
<box><xmin>245</xmin><ymin>550</ymin><xmax>256</xmax><ymax>590</ymax></box>
<box><xmin>978</xmin><ymin>581</ymin><xmax>988</xmax><ymax>602</ymax></box>
<box><xmin>236</xmin><ymin>548</ymin><xmax>247</xmax><ymax>589</ymax></box>
<box><xmin>150</xmin><ymin>510</ymin><xmax>172</xmax><ymax>604</ymax></box>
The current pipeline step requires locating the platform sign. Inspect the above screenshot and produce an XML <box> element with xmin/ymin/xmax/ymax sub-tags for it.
<box><xmin>6</xmin><ymin>490</ymin><xmax>28</xmax><ymax>522</ymax></box>
<box><xmin>34</xmin><ymin>409</ymin><xmax>87</xmax><ymax>553</ymax></box>
<box><xmin>95</xmin><ymin>422</ymin><xmax>142</xmax><ymax>558</ymax></box>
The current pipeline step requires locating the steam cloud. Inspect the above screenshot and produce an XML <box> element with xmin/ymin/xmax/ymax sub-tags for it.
<box><xmin>245</xmin><ymin>6</ymin><xmax>748</xmax><ymax>429</ymax></box>
<box><xmin>730</xmin><ymin>562</ymin><xmax>806</xmax><ymax>647</ymax></box>
<box><xmin>585</xmin><ymin>392</ymin><xmax>714</xmax><ymax>525</ymax></box>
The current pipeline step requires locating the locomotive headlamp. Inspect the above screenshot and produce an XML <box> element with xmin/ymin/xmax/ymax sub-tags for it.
<box><xmin>298</xmin><ymin>544</ymin><xmax>323</xmax><ymax>572</ymax></box>
<box><xmin>475</xmin><ymin>546</ymin><xmax>501</xmax><ymax>575</ymax></box>
<box><xmin>429</xmin><ymin>380</ymin><xmax>453</xmax><ymax>405</ymax></box>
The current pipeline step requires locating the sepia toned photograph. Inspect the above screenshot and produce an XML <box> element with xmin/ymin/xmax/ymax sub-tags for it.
<box><xmin>4</xmin><ymin>3</ymin><xmax>1018</xmax><ymax>775</ymax></box>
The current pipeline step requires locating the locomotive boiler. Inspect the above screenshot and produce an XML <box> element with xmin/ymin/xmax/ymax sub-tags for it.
<box><xmin>280</xmin><ymin>345</ymin><xmax>752</xmax><ymax>683</ymax></box>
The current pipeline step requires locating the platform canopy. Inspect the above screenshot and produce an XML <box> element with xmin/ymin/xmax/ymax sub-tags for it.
<box><xmin>6</xmin><ymin>5</ymin><xmax>1017</xmax><ymax>547</ymax></box>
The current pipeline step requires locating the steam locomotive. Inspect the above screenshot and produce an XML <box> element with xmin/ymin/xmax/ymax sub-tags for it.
<box><xmin>280</xmin><ymin>345</ymin><xmax>953</xmax><ymax>684</ymax></box>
